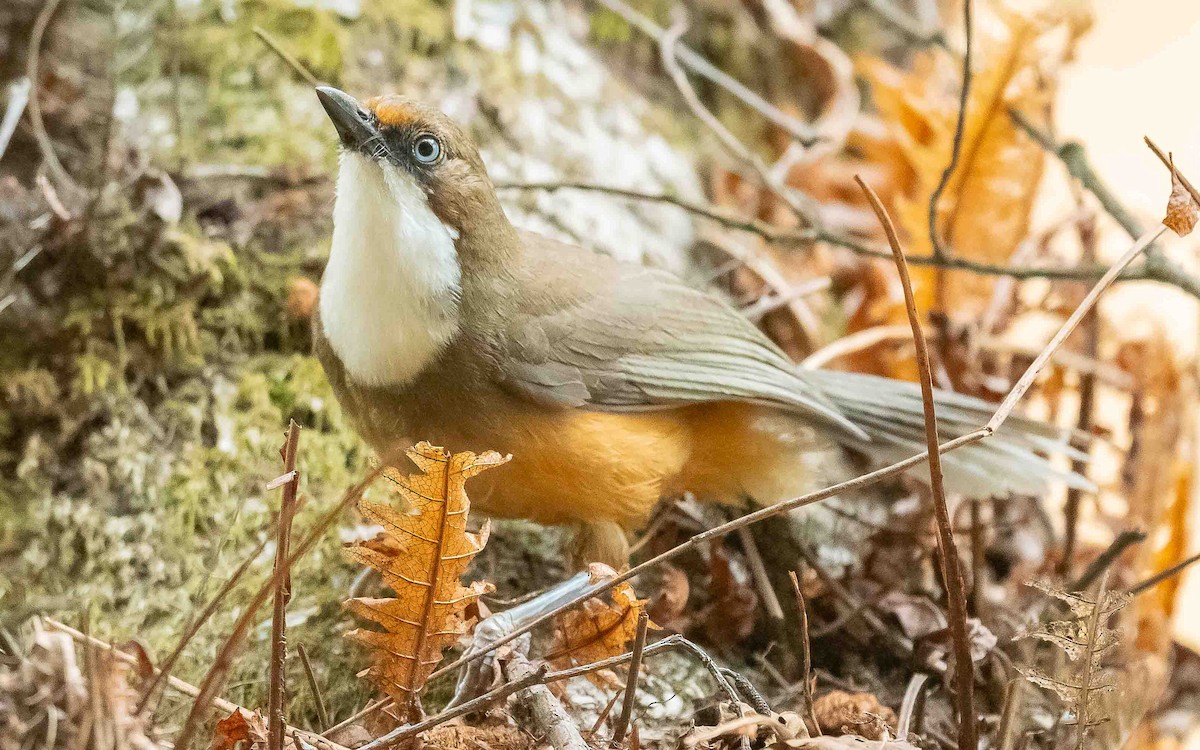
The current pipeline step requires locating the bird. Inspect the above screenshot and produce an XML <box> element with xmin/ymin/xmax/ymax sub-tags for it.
<box><xmin>311</xmin><ymin>85</ymin><xmax>1086</xmax><ymax>566</ymax></box>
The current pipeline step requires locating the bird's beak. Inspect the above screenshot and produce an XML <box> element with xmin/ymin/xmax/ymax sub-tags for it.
<box><xmin>316</xmin><ymin>86</ymin><xmax>376</xmax><ymax>150</ymax></box>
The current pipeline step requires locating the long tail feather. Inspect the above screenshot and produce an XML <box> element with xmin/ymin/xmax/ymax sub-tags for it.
<box><xmin>808</xmin><ymin>369</ymin><xmax>1093</xmax><ymax>496</ymax></box>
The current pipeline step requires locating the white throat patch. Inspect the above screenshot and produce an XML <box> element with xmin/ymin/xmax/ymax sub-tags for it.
<box><xmin>320</xmin><ymin>153</ymin><xmax>462</xmax><ymax>387</ymax></box>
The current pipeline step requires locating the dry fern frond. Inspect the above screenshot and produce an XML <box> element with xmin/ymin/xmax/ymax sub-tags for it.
<box><xmin>343</xmin><ymin>442</ymin><xmax>507</xmax><ymax>718</ymax></box>
<box><xmin>1017</xmin><ymin>574</ymin><xmax>1131</xmax><ymax>747</ymax></box>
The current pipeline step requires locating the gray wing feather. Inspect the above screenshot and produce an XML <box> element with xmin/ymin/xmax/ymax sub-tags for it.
<box><xmin>499</xmin><ymin>263</ymin><xmax>867</xmax><ymax>438</ymax></box>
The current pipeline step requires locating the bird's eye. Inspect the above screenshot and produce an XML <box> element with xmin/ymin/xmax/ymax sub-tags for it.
<box><xmin>413</xmin><ymin>135</ymin><xmax>442</xmax><ymax>164</ymax></box>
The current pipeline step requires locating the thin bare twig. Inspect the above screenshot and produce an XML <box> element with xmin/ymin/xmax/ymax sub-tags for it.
<box><xmin>856</xmin><ymin>175</ymin><xmax>975</xmax><ymax>750</ymax></box>
<box><xmin>1069</xmin><ymin>529</ymin><xmax>1146</xmax><ymax>592</ymax></box>
<box><xmin>798</xmin><ymin>547</ymin><xmax>913</xmax><ymax>659</ymax></box>
<box><xmin>612</xmin><ymin>611</ymin><xmax>649</xmax><ymax>743</ymax></box>
<box><xmin>587</xmin><ymin>0</ymin><xmax>818</xmax><ymax>146</ymax></box>
<box><xmin>253</xmin><ymin>26</ymin><xmax>320</xmax><ymax>87</ymax></box>
<box><xmin>1145</xmin><ymin>136</ymin><xmax>1200</xmax><ymax>208</ymax></box>
<box><xmin>268</xmin><ymin>421</ymin><xmax>302</xmax><ymax>750</ymax></box>
<box><xmin>27</xmin><ymin>0</ymin><xmax>83</xmax><ymax>199</ymax></box>
<box><xmin>506</xmin><ymin>654</ymin><xmax>589</xmax><ymax>750</ymax></box>
<box><xmin>498</xmin><ymin>181</ymin><xmax>1200</xmax><ymax>297</ymax></box>
<box><xmin>44</xmin><ymin>619</ymin><xmax>349</xmax><ymax>750</ymax></box>
<box><xmin>657</xmin><ymin>14</ymin><xmax>820</xmax><ymax>228</ymax></box>
<box><xmin>927</xmin><ymin>0</ymin><xmax>973</xmax><ymax>260</ymax></box>
<box><xmin>174</xmin><ymin>467</ymin><xmax>383</xmax><ymax>750</ymax></box>
<box><xmin>987</xmin><ymin>226</ymin><xmax>1166</xmax><ymax>431</ymax></box>
<box><xmin>296</xmin><ymin>643</ymin><xmax>329</xmax><ymax>731</ymax></box>
<box><xmin>1129</xmin><ymin>550</ymin><xmax>1200</xmax><ymax>597</ymax></box>
<box><xmin>787</xmin><ymin>570</ymin><xmax>816</xmax><ymax>734</ymax></box>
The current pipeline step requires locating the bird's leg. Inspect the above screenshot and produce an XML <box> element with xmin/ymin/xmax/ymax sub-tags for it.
<box><xmin>447</xmin><ymin>570</ymin><xmax>601</xmax><ymax>706</ymax></box>
<box><xmin>567</xmin><ymin>520</ymin><xmax>630</xmax><ymax>570</ymax></box>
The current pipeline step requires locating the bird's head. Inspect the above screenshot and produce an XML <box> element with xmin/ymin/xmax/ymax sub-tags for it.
<box><xmin>315</xmin><ymin>86</ymin><xmax>503</xmax><ymax>240</ymax></box>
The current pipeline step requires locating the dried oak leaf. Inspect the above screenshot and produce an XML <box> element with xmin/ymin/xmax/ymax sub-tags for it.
<box><xmin>343</xmin><ymin>442</ymin><xmax>507</xmax><ymax>714</ymax></box>
<box><xmin>212</xmin><ymin>708</ymin><xmax>268</xmax><ymax>750</ymax></box>
<box><xmin>547</xmin><ymin>563</ymin><xmax>655</xmax><ymax>683</ymax></box>
<box><xmin>1162</xmin><ymin>157</ymin><xmax>1199</xmax><ymax>237</ymax></box>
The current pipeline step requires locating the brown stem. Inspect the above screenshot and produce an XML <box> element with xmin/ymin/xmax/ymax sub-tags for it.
<box><xmin>856</xmin><ymin>175</ymin><xmax>976</xmax><ymax>750</ymax></box>
<box><xmin>1145</xmin><ymin>136</ymin><xmax>1200</xmax><ymax>207</ymax></box>
<box><xmin>297</xmin><ymin>643</ymin><xmax>330</xmax><ymax>731</ymax></box>
<box><xmin>268</xmin><ymin>421</ymin><xmax>302</xmax><ymax>750</ymax></box>
<box><xmin>787</xmin><ymin>570</ymin><xmax>817</xmax><ymax>735</ymax></box>
<box><xmin>928</xmin><ymin>0</ymin><xmax>973</xmax><ymax>260</ymax></box>
<box><xmin>612</xmin><ymin>611</ymin><xmax>649</xmax><ymax>743</ymax></box>
<box><xmin>252</xmin><ymin>26</ymin><xmax>320</xmax><ymax>87</ymax></box>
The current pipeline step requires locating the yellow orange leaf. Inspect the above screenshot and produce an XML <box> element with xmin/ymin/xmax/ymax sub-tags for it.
<box><xmin>856</xmin><ymin>1</ymin><xmax>1094</xmax><ymax>379</ymax></box>
<box><xmin>343</xmin><ymin>442</ymin><xmax>507</xmax><ymax>717</ymax></box>
<box><xmin>547</xmin><ymin>563</ymin><xmax>655</xmax><ymax>683</ymax></box>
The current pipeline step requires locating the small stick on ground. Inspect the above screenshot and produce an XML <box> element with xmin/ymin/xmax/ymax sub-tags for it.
<box><xmin>787</xmin><ymin>570</ymin><xmax>817</xmax><ymax>735</ymax></box>
<box><xmin>297</xmin><ymin>643</ymin><xmax>329</xmax><ymax>731</ymax></box>
<box><xmin>738</xmin><ymin>528</ymin><xmax>785</xmax><ymax>623</ymax></box>
<box><xmin>612</xmin><ymin>611</ymin><xmax>649</xmax><ymax>743</ymax></box>
<box><xmin>506</xmin><ymin>654</ymin><xmax>590</xmax><ymax>750</ymax></box>
<box><xmin>268</xmin><ymin>421</ymin><xmax>302</xmax><ymax>750</ymax></box>
<box><xmin>44</xmin><ymin>619</ymin><xmax>350</xmax><ymax>750</ymax></box>
<box><xmin>856</xmin><ymin>175</ymin><xmax>975</xmax><ymax>750</ymax></box>
<box><xmin>799</xmin><ymin>547</ymin><xmax>912</xmax><ymax>659</ymax></box>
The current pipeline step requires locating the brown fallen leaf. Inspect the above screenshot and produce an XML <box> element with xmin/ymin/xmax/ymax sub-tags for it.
<box><xmin>703</xmin><ymin>540</ymin><xmax>759</xmax><ymax>646</ymax></box>
<box><xmin>647</xmin><ymin>563</ymin><xmax>691</xmax><ymax>632</ymax></box>
<box><xmin>811</xmin><ymin>690</ymin><xmax>897</xmax><ymax>741</ymax></box>
<box><xmin>343</xmin><ymin>442</ymin><xmax>507</xmax><ymax>719</ymax></box>
<box><xmin>547</xmin><ymin>563</ymin><xmax>655</xmax><ymax>684</ymax></box>
<box><xmin>211</xmin><ymin>708</ymin><xmax>268</xmax><ymax>750</ymax></box>
<box><xmin>1162</xmin><ymin>156</ymin><xmax>1199</xmax><ymax>237</ymax></box>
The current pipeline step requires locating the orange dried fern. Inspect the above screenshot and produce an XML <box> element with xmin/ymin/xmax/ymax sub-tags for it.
<box><xmin>343</xmin><ymin>443</ymin><xmax>508</xmax><ymax>718</ymax></box>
